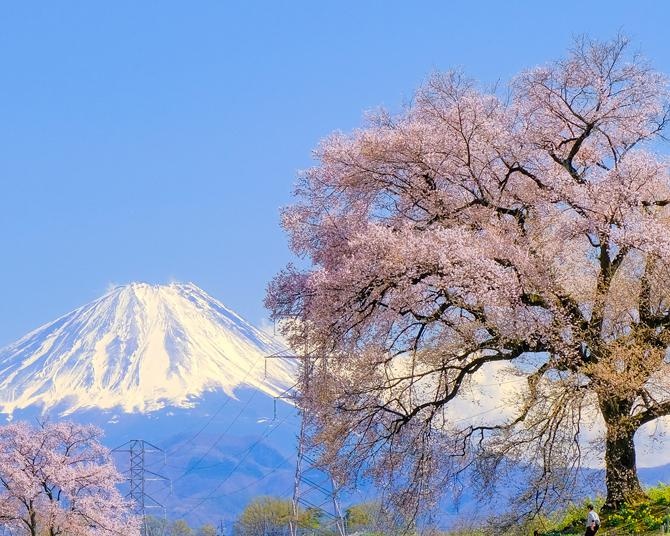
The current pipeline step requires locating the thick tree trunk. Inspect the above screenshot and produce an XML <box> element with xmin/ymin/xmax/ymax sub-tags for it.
<box><xmin>599</xmin><ymin>395</ymin><xmax>647</xmax><ymax>512</ymax></box>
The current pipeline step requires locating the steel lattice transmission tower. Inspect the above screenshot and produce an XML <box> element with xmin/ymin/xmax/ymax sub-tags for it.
<box><xmin>113</xmin><ymin>440</ymin><xmax>170</xmax><ymax>536</ymax></box>
<box><xmin>266</xmin><ymin>341</ymin><xmax>347</xmax><ymax>536</ymax></box>
<box><xmin>291</xmin><ymin>417</ymin><xmax>347</xmax><ymax>536</ymax></box>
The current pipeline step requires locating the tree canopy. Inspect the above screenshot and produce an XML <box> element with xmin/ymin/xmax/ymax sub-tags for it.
<box><xmin>0</xmin><ymin>421</ymin><xmax>139</xmax><ymax>536</ymax></box>
<box><xmin>233</xmin><ymin>496</ymin><xmax>319</xmax><ymax>536</ymax></box>
<box><xmin>268</xmin><ymin>36</ymin><xmax>670</xmax><ymax>518</ymax></box>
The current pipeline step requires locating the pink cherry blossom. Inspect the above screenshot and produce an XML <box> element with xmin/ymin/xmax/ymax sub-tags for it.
<box><xmin>267</xmin><ymin>36</ymin><xmax>670</xmax><ymax>517</ymax></box>
<box><xmin>0</xmin><ymin>421</ymin><xmax>140</xmax><ymax>536</ymax></box>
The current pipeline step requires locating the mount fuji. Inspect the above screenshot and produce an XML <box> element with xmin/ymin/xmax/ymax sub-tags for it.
<box><xmin>0</xmin><ymin>282</ymin><xmax>295</xmax><ymax>415</ymax></box>
<box><xmin>0</xmin><ymin>282</ymin><xmax>302</xmax><ymax>527</ymax></box>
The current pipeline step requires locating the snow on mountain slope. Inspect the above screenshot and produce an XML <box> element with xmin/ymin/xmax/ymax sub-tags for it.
<box><xmin>0</xmin><ymin>282</ymin><xmax>295</xmax><ymax>414</ymax></box>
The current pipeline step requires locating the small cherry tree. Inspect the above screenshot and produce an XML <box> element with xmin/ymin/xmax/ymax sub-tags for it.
<box><xmin>0</xmin><ymin>421</ymin><xmax>140</xmax><ymax>536</ymax></box>
<box><xmin>268</xmin><ymin>36</ymin><xmax>670</xmax><ymax>516</ymax></box>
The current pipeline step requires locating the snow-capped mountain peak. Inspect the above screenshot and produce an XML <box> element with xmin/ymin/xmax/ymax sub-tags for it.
<box><xmin>0</xmin><ymin>282</ymin><xmax>295</xmax><ymax>414</ymax></box>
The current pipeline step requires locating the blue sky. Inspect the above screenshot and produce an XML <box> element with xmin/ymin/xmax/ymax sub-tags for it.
<box><xmin>0</xmin><ymin>1</ymin><xmax>668</xmax><ymax>346</ymax></box>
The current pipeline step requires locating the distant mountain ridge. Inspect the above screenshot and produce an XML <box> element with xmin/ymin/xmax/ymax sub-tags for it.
<box><xmin>0</xmin><ymin>282</ymin><xmax>295</xmax><ymax>414</ymax></box>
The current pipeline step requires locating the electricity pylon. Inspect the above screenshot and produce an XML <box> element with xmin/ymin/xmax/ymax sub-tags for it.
<box><xmin>291</xmin><ymin>416</ymin><xmax>347</xmax><ymax>536</ymax></box>
<box><xmin>113</xmin><ymin>440</ymin><xmax>170</xmax><ymax>536</ymax></box>
<box><xmin>266</xmin><ymin>343</ymin><xmax>347</xmax><ymax>536</ymax></box>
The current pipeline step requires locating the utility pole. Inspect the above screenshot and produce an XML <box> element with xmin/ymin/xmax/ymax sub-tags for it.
<box><xmin>113</xmin><ymin>440</ymin><xmax>170</xmax><ymax>536</ymax></box>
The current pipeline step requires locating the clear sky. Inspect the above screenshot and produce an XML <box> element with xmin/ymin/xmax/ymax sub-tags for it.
<box><xmin>0</xmin><ymin>1</ymin><xmax>668</xmax><ymax>346</ymax></box>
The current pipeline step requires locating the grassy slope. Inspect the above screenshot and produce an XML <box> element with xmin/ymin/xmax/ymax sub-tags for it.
<box><xmin>537</xmin><ymin>486</ymin><xmax>670</xmax><ymax>536</ymax></box>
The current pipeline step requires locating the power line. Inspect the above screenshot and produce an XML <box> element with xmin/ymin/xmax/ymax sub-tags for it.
<box><xmin>175</xmin><ymin>413</ymin><xmax>293</xmax><ymax>517</ymax></box>
<box><xmin>162</xmin><ymin>360</ymin><xmax>265</xmax><ymax>459</ymax></box>
<box><xmin>171</xmin><ymin>388</ymin><xmax>261</xmax><ymax>484</ymax></box>
<box><xmin>216</xmin><ymin>458</ymin><xmax>292</xmax><ymax>498</ymax></box>
<box><xmin>147</xmin><ymin>345</ymin><xmax>298</xmax><ymax>525</ymax></box>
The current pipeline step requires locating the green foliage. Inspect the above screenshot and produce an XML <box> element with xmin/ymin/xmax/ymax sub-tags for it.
<box><xmin>601</xmin><ymin>490</ymin><xmax>670</xmax><ymax>534</ymax></box>
<box><xmin>234</xmin><ymin>496</ymin><xmax>321</xmax><ymax>536</ymax></box>
<box><xmin>143</xmin><ymin>517</ymin><xmax>216</xmax><ymax>536</ymax></box>
<box><xmin>301</xmin><ymin>506</ymin><xmax>323</xmax><ymax>529</ymax></box>
<box><xmin>526</xmin><ymin>485</ymin><xmax>670</xmax><ymax>536</ymax></box>
<box><xmin>144</xmin><ymin>486</ymin><xmax>670</xmax><ymax>536</ymax></box>
<box><xmin>542</xmin><ymin>498</ymin><xmax>604</xmax><ymax>536</ymax></box>
<box><xmin>647</xmin><ymin>484</ymin><xmax>670</xmax><ymax>505</ymax></box>
<box><xmin>346</xmin><ymin>501</ymin><xmax>378</xmax><ymax>531</ymax></box>
<box><xmin>197</xmin><ymin>523</ymin><xmax>218</xmax><ymax>536</ymax></box>
<box><xmin>167</xmin><ymin>519</ymin><xmax>195</xmax><ymax>536</ymax></box>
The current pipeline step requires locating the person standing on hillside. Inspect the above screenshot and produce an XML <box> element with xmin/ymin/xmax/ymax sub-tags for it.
<box><xmin>585</xmin><ymin>504</ymin><xmax>601</xmax><ymax>536</ymax></box>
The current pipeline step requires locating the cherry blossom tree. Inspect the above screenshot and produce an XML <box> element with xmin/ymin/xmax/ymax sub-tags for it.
<box><xmin>267</xmin><ymin>36</ymin><xmax>670</xmax><ymax>516</ymax></box>
<box><xmin>0</xmin><ymin>421</ymin><xmax>140</xmax><ymax>536</ymax></box>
